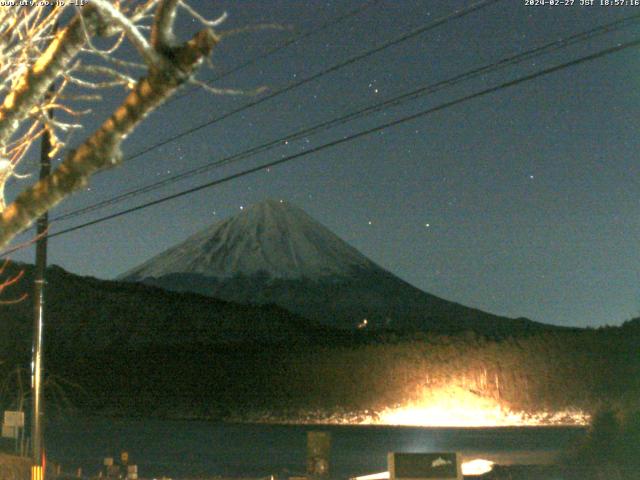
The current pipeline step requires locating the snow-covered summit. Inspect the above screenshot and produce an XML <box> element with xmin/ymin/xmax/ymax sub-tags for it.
<box><xmin>122</xmin><ymin>199</ymin><xmax>379</xmax><ymax>281</ymax></box>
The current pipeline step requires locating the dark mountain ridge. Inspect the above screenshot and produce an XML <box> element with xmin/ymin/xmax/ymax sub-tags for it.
<box><xmin>0</xmin><ymin>262</ymin><xmax>347</xmax><ymax>363</ymax></box>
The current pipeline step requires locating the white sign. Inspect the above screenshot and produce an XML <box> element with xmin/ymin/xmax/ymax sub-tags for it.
<box><xmin>3</xmin><ymin>411</ymin><xmax>24</xmax><ymax>428</ymax></box>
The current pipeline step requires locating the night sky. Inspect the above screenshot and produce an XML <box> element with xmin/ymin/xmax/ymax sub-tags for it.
<box><xmin>6</xmin><ymin>0</ymin><xmax>640</xmax><ymax>328</ymax></box>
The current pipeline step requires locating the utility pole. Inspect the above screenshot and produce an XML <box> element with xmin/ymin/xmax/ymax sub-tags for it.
<box><xmin>32</xmin><ymin>70</ymin><xmax>55</xmax><ymax>480</ymax></box>
<box><xmin>31</xmin><ymin>109</ymin><xmax>51</xmax><ymax>479</ymax></box>
<box><xmin>32</xmin><ymin>129</ymin><xmax>50</xmax><ymax>472</ymax></box>
<box><xmin>31</xmin><ymin>12</ymin><xmax>60</xmax><ymax>477</ymax></box>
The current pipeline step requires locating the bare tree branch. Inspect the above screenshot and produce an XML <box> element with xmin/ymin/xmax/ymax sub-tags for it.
<box><xmin>189</xmin><ymin>78</ymin><xmax>267</xmax><ymax>97</ymax></box>
<box><xmin>0</xmin><ymin>259</ymin><xmax>26</xmax><ymax>304</ymax></box>
<box><xmin>0</xmin><ymin>1</ymin><xmax>232</xmax><ymax>250</ymax></box>
<box><xmin>0</xmin><ymin>28</ymin><xmax>218</xmax><ymax>249</ymax></box>
<box><xmin>91</xmin><ymin>0</ymin><xmax>161</xmax><ymax>67</ymax></box>
<box><xmin>0</xmin><ymin>7</ymin><xmax>102</xmax><ymax>148</ymax></box>
<box><xmin>151</xmin><ymin>0</ymin><xmax>180</xmax><ymax>49</ymax></box>
<box><xmin>179</xmin><ymin>2</ymin><xmax>228</xmax><ymax>29</ymax></box>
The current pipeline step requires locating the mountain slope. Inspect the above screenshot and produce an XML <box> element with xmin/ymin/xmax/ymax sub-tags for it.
<box><xmin>0</xmin><ymin>262</ymin><xmax>345</xmax><ymax>363</ymax></box>
<box><xmin>0</xmin><ymin>263</ymin><xmax>613</xmax><ymax>422</ymax></box>
<box><xmin>122</xmin><ymin>200</ymin><xmax>550</xmax><ymax>334</ymax></box>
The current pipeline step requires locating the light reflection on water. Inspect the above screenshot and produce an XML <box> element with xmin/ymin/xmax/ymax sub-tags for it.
<box><xmin>46</xmin><ymin>417</ymin><xmax>585</xmax><ymax>479</ymax></box>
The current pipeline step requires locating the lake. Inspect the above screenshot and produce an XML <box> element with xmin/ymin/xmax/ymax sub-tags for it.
<box><xmin>45</xmin><ymin>417</ymin><xmax>585</xmax><ymax>479</ymax></box>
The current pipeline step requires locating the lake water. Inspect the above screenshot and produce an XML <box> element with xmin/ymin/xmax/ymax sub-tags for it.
<box><xmin>45</xmin><ymin>417</ymin><xmax>585</xmax><ymax>479</ymax></box>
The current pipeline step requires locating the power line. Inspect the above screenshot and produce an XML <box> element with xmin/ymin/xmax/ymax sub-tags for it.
<box><xmin>166</xmin><ymin>0</ymin><xmax>382</xmax><ymax>106</ymax></box>
<box><xmin>51</xmin><ymin>0</ymin><xmax>503</xmax><ymax>221</ymax></box>
<box><xmin>52</xmin><ymin>12</ymin><xmax>640</xmax><ymax>223</ymax></box>
<box><xmin>121</xmin><ymin>0</ymin><xmax>504</xmax><ymax>165</ymax></box>
<box><xmin>45</xmin><ymin>36</ymin><xmax>640</xmax><ymax>240</ymax></box>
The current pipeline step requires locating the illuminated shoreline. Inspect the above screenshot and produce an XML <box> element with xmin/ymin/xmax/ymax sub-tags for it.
<box><xmin>231</xmin><ymin>386</ymin><xmax>590</xmax><ymax>427</ymax></box>
<box><xmin>232</xmin><ymin>408</ymin><xmax>589</xmax><ymax>427</ymax></box>
<box><xmin>370</xmin><ymin>386</ymin><xmax>589</xmax><ymax>427</ymax></box>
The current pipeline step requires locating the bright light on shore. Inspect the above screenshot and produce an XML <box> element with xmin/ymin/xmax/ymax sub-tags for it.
<box><xmin>367</xmin><ymin>386</ymin><xmax>588</xmax><ymax>427</ymax></box>
<box><xmin>461</xmin><ymin>459</ymin><xmax>494</xmax><ymax>476</ymax></box>
<box><xmin>255</xmin><ymin>385</ymin><xmax>588</xmax><ymax>427</ymax></box>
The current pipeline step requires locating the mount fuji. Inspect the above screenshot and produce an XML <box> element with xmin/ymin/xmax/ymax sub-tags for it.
<box><xmin>121</xmin><ymin>200</ymin><xmax>546</xmax><ymax>334</ymax></box>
